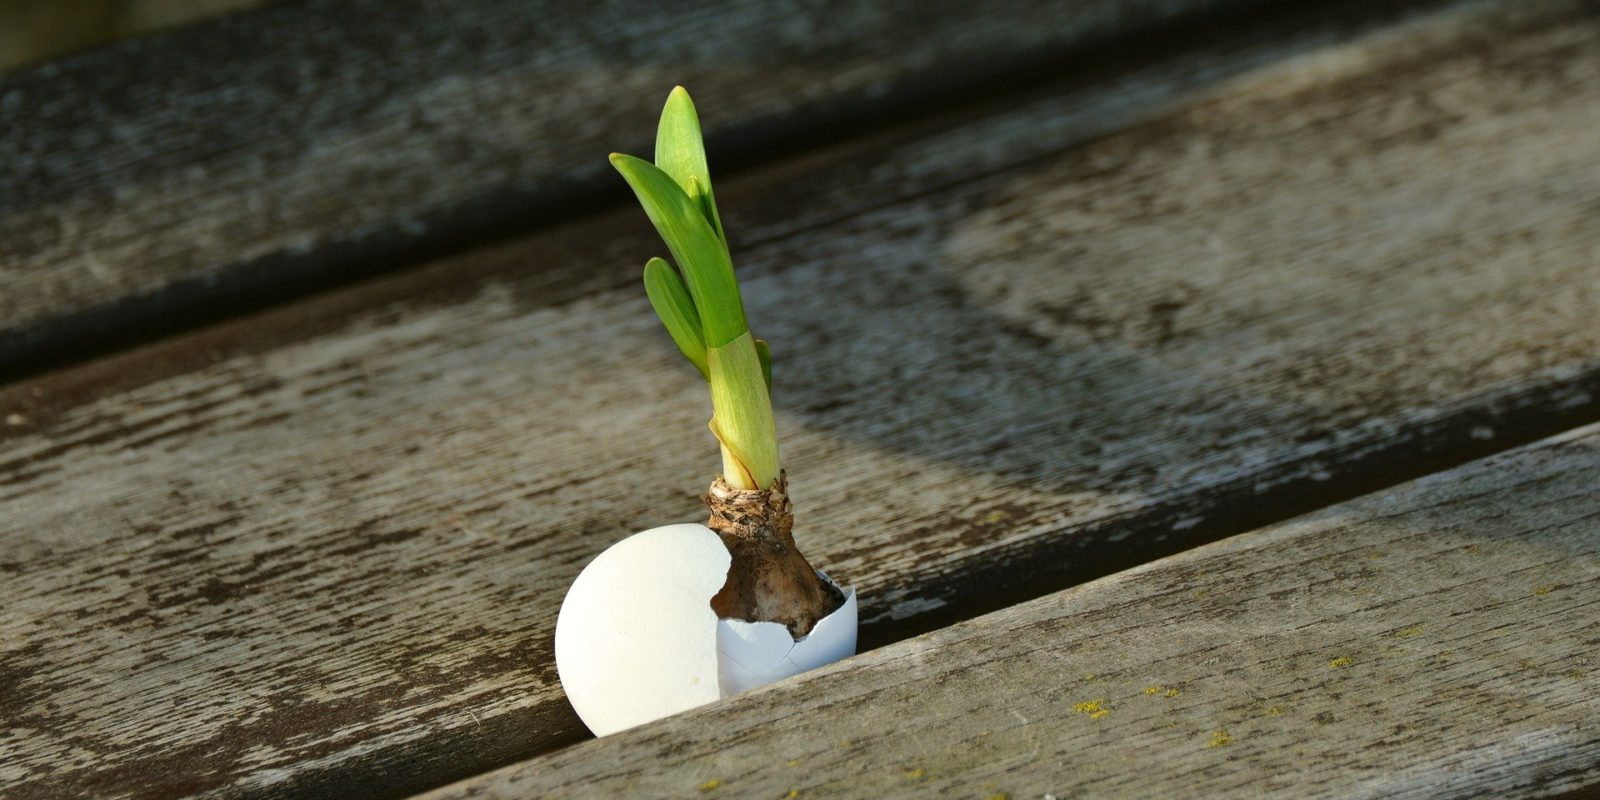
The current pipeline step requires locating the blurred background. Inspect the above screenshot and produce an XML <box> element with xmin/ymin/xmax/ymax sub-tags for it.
<box><xmin>0</xmin><ymin>0</ymin><xmax>262</xmax><ymax>71</ymax></box>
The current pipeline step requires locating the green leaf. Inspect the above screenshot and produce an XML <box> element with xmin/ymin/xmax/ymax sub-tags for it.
<box><xmin>610</xmin><ymin>153</ymin><xmax>748</xmax><ymax>347</ymax></box>
<box><xmin>685</xmin><ymin>176</ymin><xmax>725</xmax><ymax>250</ymax></box>
<box><xmin>655</xmin><ymin>86</ymin><xmax>726</xmax><ymax>243</ymax></box>
<box><xmin>754</xmin><ymin>337</ymin><xmax>772</xmax><ymax>393</ymax></box>
<box><xmin>643</xmin><ymin>257</ymin><xmax>709</xmax><ymax>379</ymax></box>
<box><xmin>618</xmin><ymin>88</ymin><xmax>781</xmax><ymax>490</ymax></box>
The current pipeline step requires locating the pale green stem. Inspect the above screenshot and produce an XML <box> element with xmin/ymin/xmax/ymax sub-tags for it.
<box><xmin>706</xmin><ymin>331</ymin><xmax>780</xmax><ymax>490</ymax></box>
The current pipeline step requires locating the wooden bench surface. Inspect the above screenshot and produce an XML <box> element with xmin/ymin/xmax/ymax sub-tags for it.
<box><xmin>426</xmin><ymin>422</ymin><xmax>1600</xmax><ymax>799</ymax></box>
<box><xmin>3</xmin><ymin>1</ymin><xmax>1599</xmax><ymax>799</ymax></box>
<box><xmin>0</xmin><ymin>0</ymin><xmax>1257</xmax><ymax>378</ymax></box>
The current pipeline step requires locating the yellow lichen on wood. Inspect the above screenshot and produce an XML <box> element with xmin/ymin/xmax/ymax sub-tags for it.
<box><xmin>1143</xmin><ymin>686</ymin><xmax>1163</xmax><ymax>695</ymax></box>
<box><xmin>1533</xmin><ymin>585</ymin><xmax>1554</xmax><ymax>595</ymax></box>
<box><xmin>903</xmin><ymin>768</ymin><xmax>927</xmax><ymax>782</ymax></box>
<box><xmin>1329</xmin><ymin>656</ymin><xmax>1353</xmax><ymax>669</ymax></box>
<box><xmin>1073</xmin><ymin>700</ymin><xmax>1109</xmax><ymax>719</ymax></box>
<box><xmin>1208</xmin><ymin>730</ymin><xmax>1233</xmax><ymax>748</ymax></box>
<box><xmin>698</xmin><ymin>779</ymin><xmax>723</xmax><ymax>792</ymax></box>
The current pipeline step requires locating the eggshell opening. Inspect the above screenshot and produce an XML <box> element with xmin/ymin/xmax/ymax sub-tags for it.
<box><xmin>555</xmin><ymin>524</ymin><xmax>859</xmax><ymax>736</ymax></box>
<box><xmin>716</xmin><ymin>574</ymin><xmax>857</xmax><ymax>695</ymax></box>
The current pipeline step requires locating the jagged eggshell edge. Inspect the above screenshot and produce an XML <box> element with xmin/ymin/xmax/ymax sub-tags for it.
<box><xmin>716</xmin><ymin>576</ymin><xmax>857</xmax><ymax>695</ymax></box>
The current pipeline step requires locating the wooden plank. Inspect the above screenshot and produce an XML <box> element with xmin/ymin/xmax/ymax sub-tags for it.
<box><xmin>4</xmin><ymin>0</ymin><xmax>1600</xmax><ymax>798</ymax></box>
<box><xmin>425</xmin><ymin>423</ymin><xmax>1600</xmax><ymax>800</ymax></box>
<box><xmin>0</xmin><ymin>0</ymin><xmax>1268</xmax><ymax>377</ymax></box>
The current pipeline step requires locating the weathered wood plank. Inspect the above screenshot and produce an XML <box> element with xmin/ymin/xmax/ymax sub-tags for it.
<box><xmin>0</xmin><ymin>0</ymin><xmax>1269</xmax><ymax>377</ymax></box>
<box><xmin>426</xmin><ymin>423</ymin><xmax>1600</xmax><ymax>800</ymax></box>
<box><xmin>4</xmin><ymin>1</ymin><xmax>1600</xmax><ymax>798</ymax></box>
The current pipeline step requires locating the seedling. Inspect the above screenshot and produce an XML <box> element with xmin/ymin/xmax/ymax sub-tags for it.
<box><xmin>554</xmin><ymin>88</ymin><xmax>855</xmax><ymax>736</ymax></box>
<box><xmin>614</xmin><ymin>86</ymin><xmax>845</xmax><ymax>632</ymax></box>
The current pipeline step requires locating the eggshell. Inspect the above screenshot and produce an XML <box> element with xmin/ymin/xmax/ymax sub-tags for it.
<box><xmin>554</xmin><ymin>524</ymin><xmax>728</xmax><ymax>737</ymax></box>
<box><xmin>555</xmin><ymin>523</ymin><xmax>858</xmax><ymax>736</ymax></box>
<box><xmin>716</xmin><ymin>576</ymin><xmax>856</xmax><ymax>695</ymax></box>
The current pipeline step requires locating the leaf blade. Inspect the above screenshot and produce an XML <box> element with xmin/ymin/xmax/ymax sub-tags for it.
<box><xmin>610</xmin><ymin>153</ymin><xmax>747</xmax><ymax>347</ymax></box>
<box><xmin>754</xmin><ymin>337</ymin><xmax>772</xmax><ymax>393</ymax></box>
<box><xmin>643</xmin><ymin>257</ymin><xmax>709</xmax><ymax>379</ymax></box>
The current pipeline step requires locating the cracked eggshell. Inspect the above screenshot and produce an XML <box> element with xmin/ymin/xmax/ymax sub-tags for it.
<box><xmin>717</xmin><ymin>576</ymin><xmax>856</xmax><ymax>695</ymax></box>
<box><xmin>555</xmin><ymin>524</ymin><xmax>859</xmax><ymax>736</ymax></box>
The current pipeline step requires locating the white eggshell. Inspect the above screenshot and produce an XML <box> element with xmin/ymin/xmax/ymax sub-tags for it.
<box><xmin>554</xmin><ymin>524</ymin><xmax>728</xmax><ymax>737</ymax></box>
<box><xmin>555</xmin><ymin>523</ymin><xmax>858</xmax><ymax>736</ymax></box>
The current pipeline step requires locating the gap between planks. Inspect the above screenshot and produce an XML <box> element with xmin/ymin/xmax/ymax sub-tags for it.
<box><xmin>419</xmin><ymin>422</ymin><xmax>1600</xmax><ymax>800</ymax></box>
<box><xmin>0</xmin><ymin>0</ymin><xmax>1292</xmax><ymax>383</ymax></box>
<box><xmin>2</xmin><ymin>0</ymin><xmax>1599</xmax><ymax>798</ymax></box>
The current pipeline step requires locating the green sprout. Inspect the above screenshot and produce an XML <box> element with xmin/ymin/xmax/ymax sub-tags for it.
<box><xmin>611</xmin><ymin>87</ymin><xmax>778</xmax><ymax>491</ymax></box>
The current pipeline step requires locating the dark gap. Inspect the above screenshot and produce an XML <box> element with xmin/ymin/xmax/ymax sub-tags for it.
<box><xmin>859</xmin><ymin>373</ymin><xmax>1600</xmax><ymax>649</ymax></box>
<box><xmin>111</xmin><ymin>0</ymin><xmax>1529</xmax><ymax>797</ymax></box>
<box><xmin>8</xmin><ymin>0</ymin><xmax>1562</xmax><ymax>797</ymax></box>
<box><xmin>351</xmin><ymin>371</ymin><xmax>1600</xmax><ymax>800</ymax></box>
<box><xmin>1539</xmin><ymin>777</ymin><xmax>1600</xmax><ymax>800</ymax></box>
<box><xmin>0</xmin><ymin>0</ymin><xmax>1447</xmax><ymax>387</ymax></box>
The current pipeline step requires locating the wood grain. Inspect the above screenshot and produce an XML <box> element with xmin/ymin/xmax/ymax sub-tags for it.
<box><xmin>4</xmin><ymin>0</ymin><xmax>1600</xmax><ymax>798</ymax></box>
<box><xmin>426</xmin><ymin>423</ymin><xmax>1600</xmax><ymax>800</ymax></box>
<box><xmin>0</xmin><ymin>0</ymin><xmax>1267</xmax><ymax>376</ymax></box>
